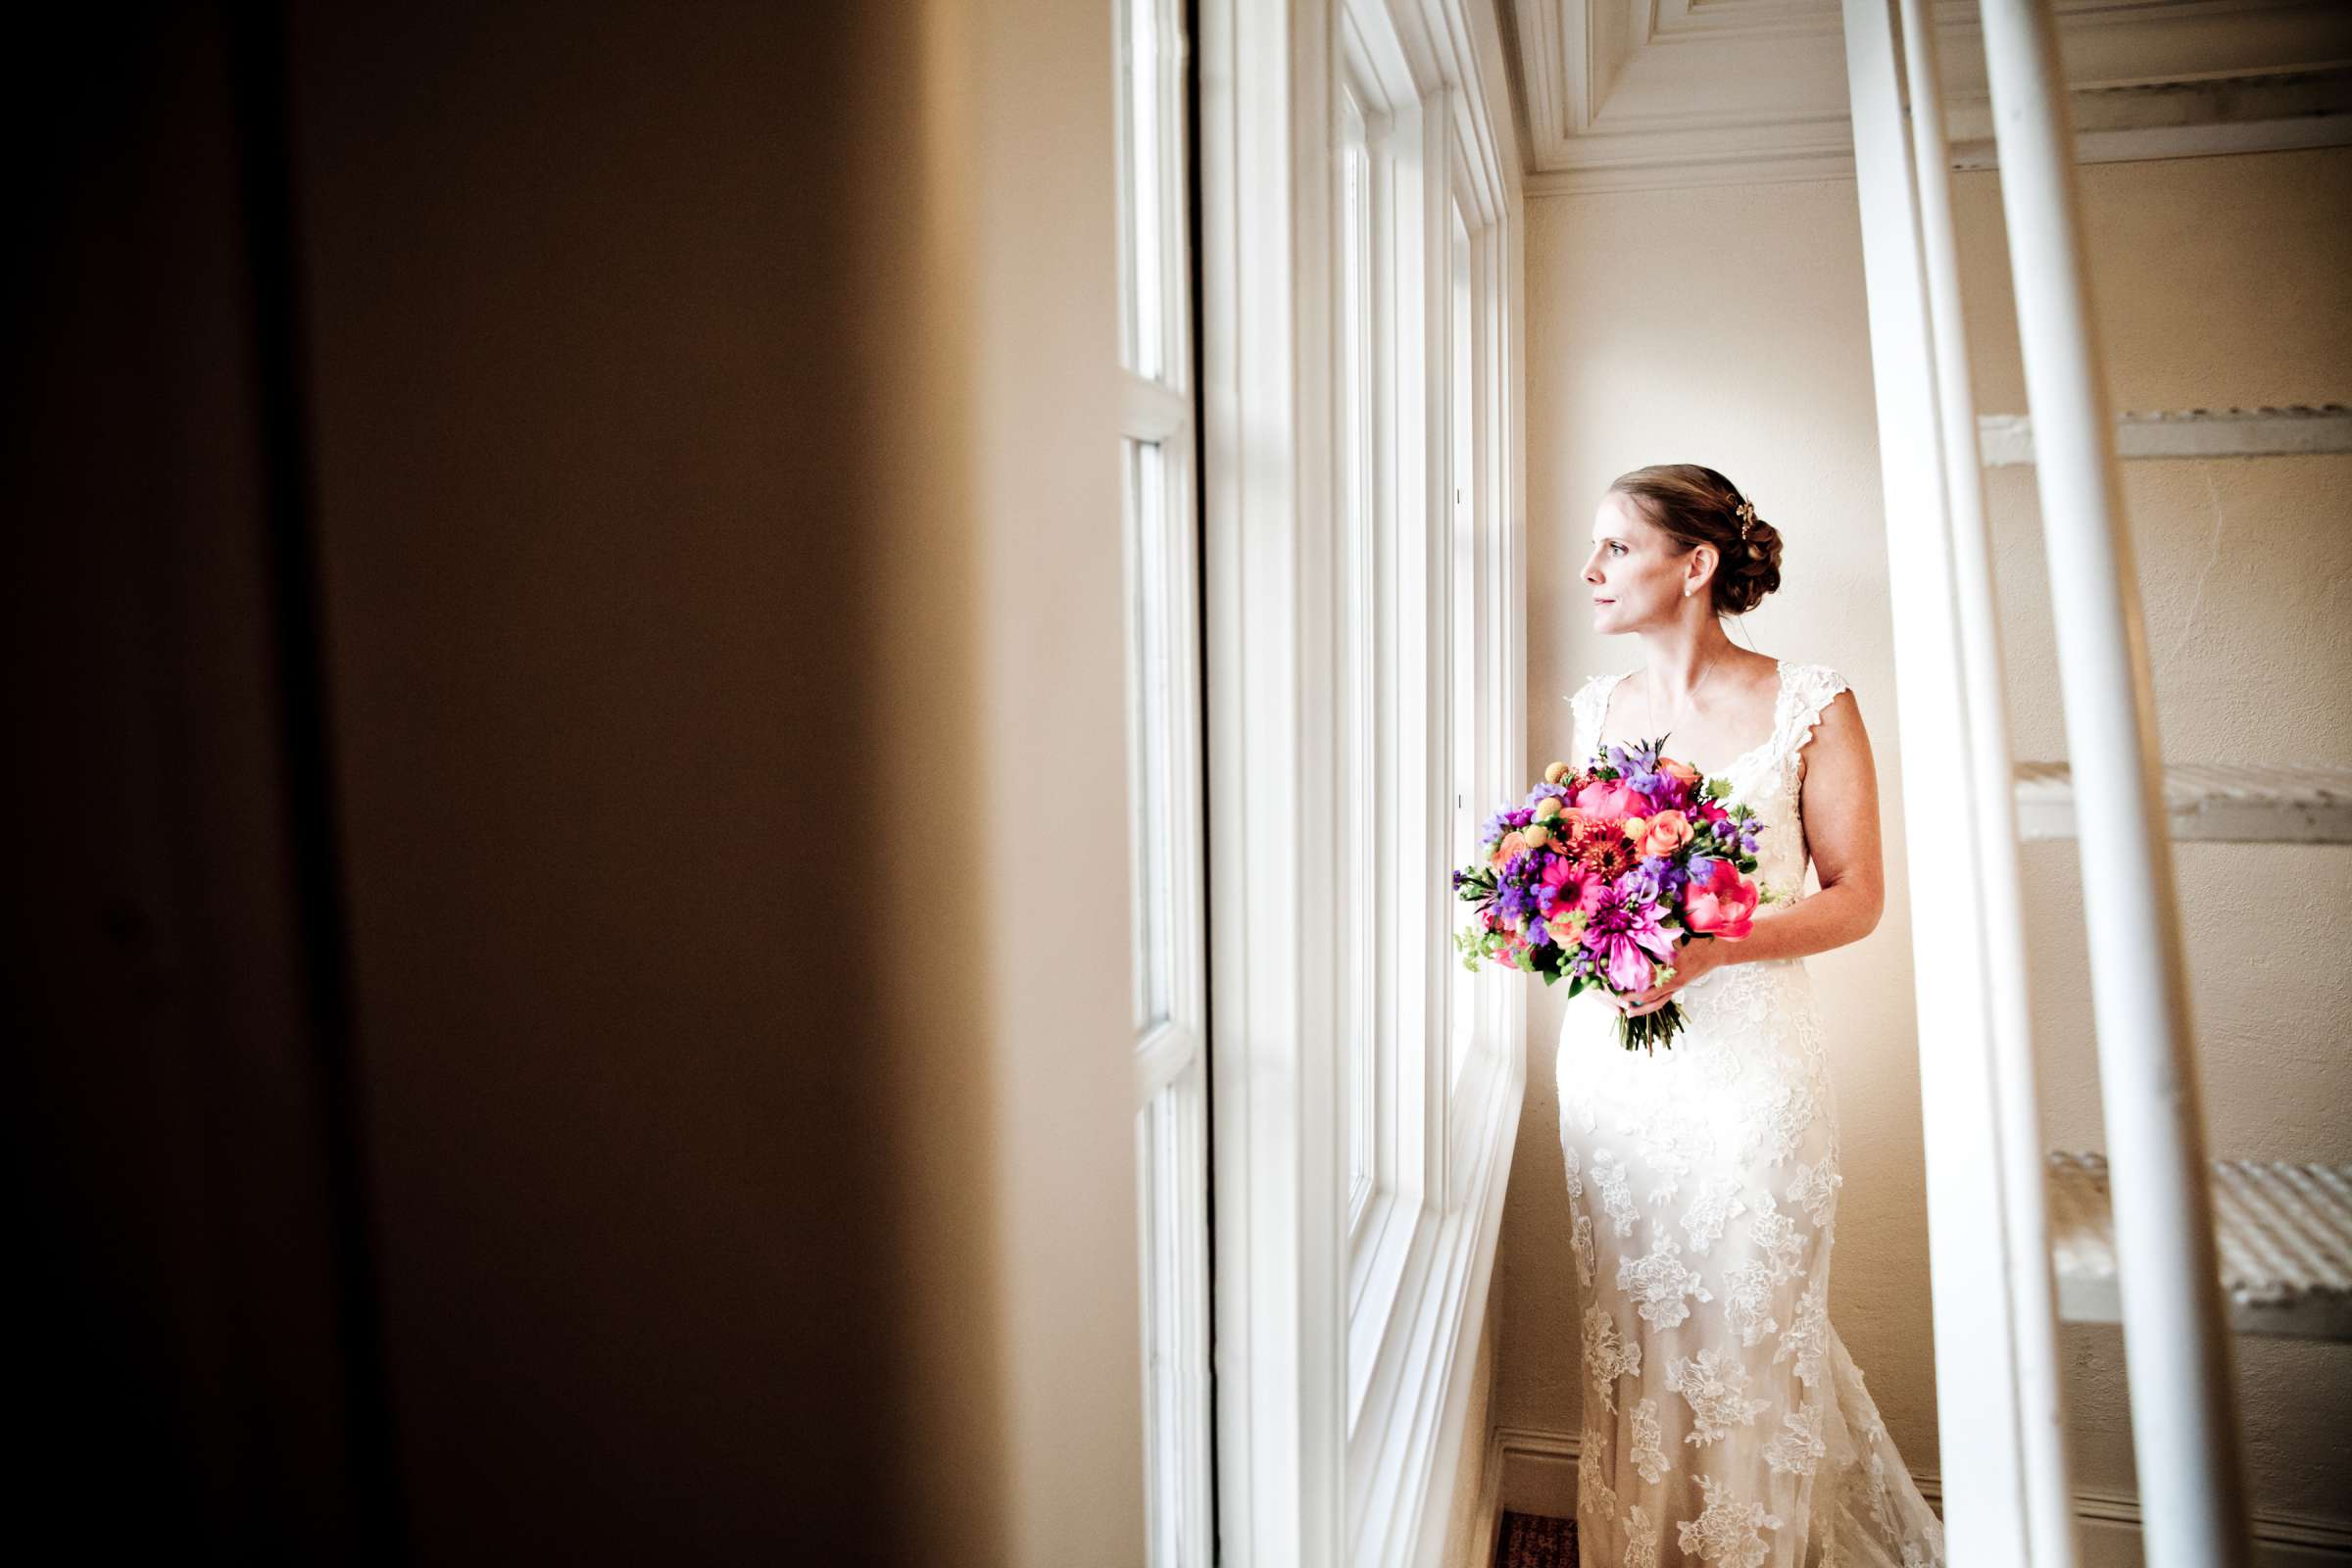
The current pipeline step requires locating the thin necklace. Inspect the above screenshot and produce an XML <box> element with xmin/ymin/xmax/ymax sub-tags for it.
<box><xmin>1647</xmin><ymin>651</ymin><xmax>1723</xmax><ymax>742</ymax></box>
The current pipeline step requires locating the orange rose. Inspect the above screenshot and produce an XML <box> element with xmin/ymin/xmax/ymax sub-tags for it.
<box><xmin>1623</xmin><ymin>808</ymin><xmax>1695</xmax><ymax>858</ymax></box>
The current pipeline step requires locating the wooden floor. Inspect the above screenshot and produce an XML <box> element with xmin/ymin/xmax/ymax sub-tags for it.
<box><xmin>1494</xmin><ymin>1510</ymin><xmax>1577</xmax><ymax>1567</ymax></box>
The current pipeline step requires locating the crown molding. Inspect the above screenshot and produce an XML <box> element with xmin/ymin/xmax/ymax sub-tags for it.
<box><xmin>1508</xmin><ymin>0</ymin><xmax>2352</xmax><ymax>196</ymax></box>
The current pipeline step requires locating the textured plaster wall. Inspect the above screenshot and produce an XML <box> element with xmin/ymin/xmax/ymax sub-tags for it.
<box><xmin>1502</xmin><ymin>146</ymin><xmax>2351</xmax><ymax>1529</ymax></box>
<box><xmin>1955</xmin><ymin>147</ymin><xmax>2352</xmax><ymax>1526</ymax></box>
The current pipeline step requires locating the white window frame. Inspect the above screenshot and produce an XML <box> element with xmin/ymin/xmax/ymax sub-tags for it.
<box><xmin>1335</xmin><ymin>9</ymin><xmax>1431</xmax><ymax>1395</ymax></box>
<box><xmin>1200</xmin><ymin>0</ymin><xmax>1524</xmax><ymax>1564</ymax></box>
<box><xmin>1117</xmin><ymin>0</ymin><xmax>1212</xmax><ymax>1564</ymax></box>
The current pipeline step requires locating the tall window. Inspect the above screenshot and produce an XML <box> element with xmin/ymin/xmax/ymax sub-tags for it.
<box><xmin>1446</xmin><ymin>196</ymin><xmax>1481</xmax><ymax>1099</ymax></box>
<box><xmin>1118</xmin><ymin>0</ymin><xmax>1210</xmax><ymax>1563</ymax></box>
<box><xmin>1335</xmin><ymin>0</ymin><xmax>1513</xmax><ymax>1527</ymax></box>
<box><xmin>1338</xmin><ymin>79</ymin><xmax>1379</xmax><ymax>1243</ymax></box>
<box><xmin>1195</xmin><ymin>0</ymin><xmax>1515</xmax><ymax>1552</ymax></box>
<box><xmin>1338</xmin><ymin>0</ymin><xmax>1436</xmax><ymax>1427</ymax></box>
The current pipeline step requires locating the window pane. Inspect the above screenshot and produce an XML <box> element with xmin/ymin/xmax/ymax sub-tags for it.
<box><xmin>1137</xmin><ymin>1054</ymin><xmax>1211</xmax><ymax>1564</ymax></box>
<box><xmin>1120</xmin><ymin>0</ymin><xmax>1164</xmax><ymax>380</ymax></box>
<box><xmin>1339</xmin><ymin>86</ymin><xmax>1375</xmax><ymax>1222</ymax></box>
<box><xmin>1125</xmin><ymin>437</ymin><xmax>1175</xmax><ymax>1034</ymax></box>
<box><xmin>1448</xmin><ymin>202</ymin><xmax>1476</xmax><ymax>1093</ymax></box>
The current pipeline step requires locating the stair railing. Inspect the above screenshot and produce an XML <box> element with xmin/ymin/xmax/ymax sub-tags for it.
<box><xmin>1975</xmin><ymin>2</ymin><xmax>2255</xmax><ymax>1563</ymax></box>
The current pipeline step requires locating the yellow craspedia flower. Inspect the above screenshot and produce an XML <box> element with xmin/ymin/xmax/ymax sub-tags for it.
<box><xmin>1524</xmin><ymin>822</ymin><xmax>1551</xmax><ymax>848</ymax></box>
<box><xmin>1535</xmin><ymin>797</ymin><xmax>1563</xmax><ymax>820</ymax></box>
<box><xmin>1544</xmin><ymin>760</ymin><xmax>1571</xmax><ymax>785</ymax></box>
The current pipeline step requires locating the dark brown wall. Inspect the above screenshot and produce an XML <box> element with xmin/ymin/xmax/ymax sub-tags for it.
<box><xmin>4</xmin><ymin>3</ymin><xmax>1131</xmax><ymax>1561</ymax></box>
<box><xmin>285</xmin><ymin>1</ymin><xmax>960</xmax><ymax>1559</ymax></box>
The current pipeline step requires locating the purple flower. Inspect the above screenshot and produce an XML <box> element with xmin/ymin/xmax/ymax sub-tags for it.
<box><xmin>1641</xmin><ymin>854</ymin><xmax>1690</xmax><ymax>896</ymax></box>
<box><xmin>1616</xmin><ymin>862</ymin><xmax>1664</xmax><ymax>906</ymax></box>
<box><xmin>1578</xmin><ymin>879</ymin><xmax>1677</xmax><ymax>994</ymax></box>
<box><xmin>1605</xmin><ymin>739</ymin><xmax>1662</xmax><ymax>777</ymax></box>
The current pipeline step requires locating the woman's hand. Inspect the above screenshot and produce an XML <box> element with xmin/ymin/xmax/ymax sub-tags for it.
<box><xmin>1617</xmin><ymin>934</ymin><xmax>1732</xmax><ymax>1017</ymax></box>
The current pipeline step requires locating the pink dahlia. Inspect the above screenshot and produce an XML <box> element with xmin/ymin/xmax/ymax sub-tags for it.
<box><xmin>1579</xmin><ymin>880</ymin><xmax>1677</xmax><ymax>994</ymax></box>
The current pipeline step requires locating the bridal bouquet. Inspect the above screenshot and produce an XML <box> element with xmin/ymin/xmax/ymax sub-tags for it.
<box><xmin>1450</xmin><ymin>736</ymin><xmax>1770</xmax><ymax>1053</ymax></box>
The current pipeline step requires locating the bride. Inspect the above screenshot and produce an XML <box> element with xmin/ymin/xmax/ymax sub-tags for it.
<box><xmin>1555</xmin><ymin>465</ymin><xmax>1946</xmax><ymax>1567</ymax></box>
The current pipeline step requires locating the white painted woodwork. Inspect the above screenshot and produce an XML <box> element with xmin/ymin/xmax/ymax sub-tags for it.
<box><xmin>1893</xmin><ymin>0</ymin><xmax>2084</xmax><ymax>1556</ymax></box>
<box><xmin>1979</xmin><ymin>403</ymin><xmax>2352</xmax><ymax>466</ymax></box>
<box><xmin>1976</xmin><ymin>0</ymin><xmax>2254</xmax><ymax>1560</ymax></box>
<box><xmin>2047</xmin><ymin>1153</ymin><xmax>2352</xmax><ymax>1342</ymax></box>
<box><xmin>1120</xmin><ymin>0</ymin><xmax>1215</xmax><ymax>1557</ymax></box>
<box><xmin>1507</xmin><ymin>1</ymin><xmax>2352</xmax><ymax>192</ymax></box>
<box><xmin>2014</xmin><ymin>760</ymin><xmax>2352</xmax><ymax>845</ymax></box>
<box><xmin>1201</xmin><ymin>0</ymin><xmax>1345</xmax><ymax>1558</ymax></box>
<box><xmin>1200</xmin><ymin>1</ymin><xmax>1526</xmax><ymax>1564</ymax></box>
<box><xmin>1838</xmin><ymin>0</ymin><xmax>2056</xmax><ymax>1558</ymax></box>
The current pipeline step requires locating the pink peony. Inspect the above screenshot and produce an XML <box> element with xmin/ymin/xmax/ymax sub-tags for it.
<box><xmin>1573</xmin><ymin>777</ymin><xmax>1655</xmax><ymax>823</ymax></box>
<box><xmin>1685</xmin><ymin>858</ymin><xmax>1759</xmax><ymax>940</ymax></box>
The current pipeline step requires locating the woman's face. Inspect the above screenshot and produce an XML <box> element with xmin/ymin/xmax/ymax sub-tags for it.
<box><xmin>1583</xmin><ymin>491</ymin><xmax>1703</xmax><ymax>631</ymax></box>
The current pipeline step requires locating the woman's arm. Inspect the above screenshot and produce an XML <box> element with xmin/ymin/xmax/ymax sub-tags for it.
<box><xmin>1721</xmin><ymin>687</ymin><xmax>1884</xmax><ymax>964</ymax></box>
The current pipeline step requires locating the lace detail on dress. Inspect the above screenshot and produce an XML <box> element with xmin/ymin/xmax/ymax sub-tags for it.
<box><xmin>1619</xmin><ymin>1235</ymin><xmax>1715</xmax><ymax>1331</ymax></box>
<box><xmin>1668</xmin><ymin>1348</ymin><xmax>1770</xmax><ymax>1446</ymax></box>
<box><xmin>1580</xmin><ymin>1425</ymin><xmax>1622</xmax><ymax>1522</ymax></box>
<box><xmin>1723</xmin><ymin>1260</ymin><xmax>1780</xmax><ymax>1348</ymax></box>
<box><xmin>1679</xmin><ymin>1475</ymin><xmax>1782</xmax><ymax>1568</ymax></box>
<box><xmin>1770</xmin><ymin>662</ymin><xmax>1851</xmax><ymax>781</ymax></box>
<box><xmin>1555</xmin><ymin>659</ymin><xmax>1947</xmax><ymax>1566</ymax></box>
<box><xmin>1563</xmin><ymin>668</ymin><xmax>1623</xmax><ymax>762</ymax></box>
<box><xmin>1592</xmin><ymin>1148</ymin><xmax>1639</xmax><ymax>1237</ymax></box>
<box><xmin>1775</xmin><ymin>1281</ymin><xmax>1831</xmax><ymax>1391</ymax></box>
<box><xmin>1763</xmin><ymin>1402</ymin><xmax>1829</xmax><ymax>1478</ymax></box>
<box><xmin>1631</xmin><ymin>1396</ymin><xmax>1672</xmax><ymax>1484</ymax></box>
<box><xmin>1681</xmin><ymin>1176</ymin><xmax>1748</xmax><ymax>1251</ymax></box>
<box><xmin>1585</xmin><ymin>1303</ymin><xmax>1644</xmax><ymax>1413</ymax></box>
<box><xmin>1788</xmin><ymin>1153</ymin><xmax>1844</xmax><ymax>1234</ymax></box>
<box><xmin>1626</xmin><ymin>1502</ymin><xmax>1664</xmax><ymax>1568</ymax></box>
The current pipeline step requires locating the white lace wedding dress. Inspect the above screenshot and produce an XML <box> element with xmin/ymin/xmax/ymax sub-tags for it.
<box><xmin>1555</xmin><ymin>659</ymin><xmax>1946</xmax><ymax>1568</ymax></box>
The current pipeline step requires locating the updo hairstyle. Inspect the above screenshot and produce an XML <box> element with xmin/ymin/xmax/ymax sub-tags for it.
<box><xmin>1605</xmin><ymin>464</ymin><xmax>1784</xmax><ymax>616</ymax></box>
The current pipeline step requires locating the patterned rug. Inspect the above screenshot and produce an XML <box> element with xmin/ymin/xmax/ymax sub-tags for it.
<box><xmin>1494</xmin><ymin>1510</ymin><xmax>1577</xmax><ymax>1567</ymax></box>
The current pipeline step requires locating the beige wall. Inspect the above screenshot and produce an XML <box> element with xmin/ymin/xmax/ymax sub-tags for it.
<box><xmin>1503</xmin><ymin>146</ymin><xmax>2351</xmax><ymax>1529</ymax></box>
<box><xmin>289</xmin><ymin>0</ymin><xmax>1142</xmax><ymax>1557</ymax></box>
<box><xmin>1442</xmin><ymin>1281</ymin><xmax>1503</xmax><ymax>1566</ymax></box>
